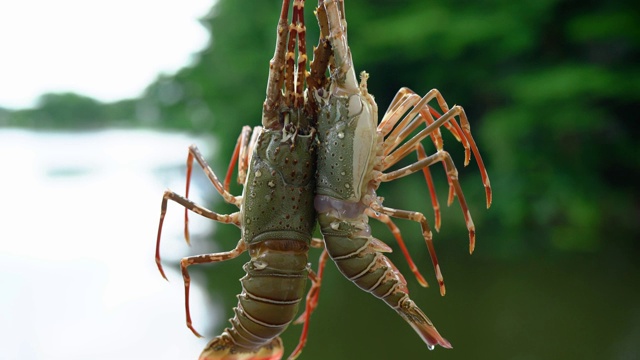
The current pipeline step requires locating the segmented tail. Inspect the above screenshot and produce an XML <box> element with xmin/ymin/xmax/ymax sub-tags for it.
<box><xmin>319</xmin><ymin>212</ymin><xmax>452</xmax><ymax>350</ymax></box>
<box><xmin>200</xmin><ymin>335</ymin><xmax>284</xmax><ymax>360</ymax></box>
<box><xmin>396</xmin><ymin>296</ymin><xmax>452</xmax><ymax>349</ymax></box>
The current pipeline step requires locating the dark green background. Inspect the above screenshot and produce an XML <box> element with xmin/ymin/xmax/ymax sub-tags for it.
<box><xmin>3</xmin><ymin>0</ymin><xmax>638</xmax><ymax>358</ymax></box>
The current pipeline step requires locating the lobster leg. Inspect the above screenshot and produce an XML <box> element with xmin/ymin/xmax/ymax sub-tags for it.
<box><xmin>180</xmin><ymin>240</ymin><xmax>247</xmax><ymax>338</ymax></box>
<box><xmin>422</xmin><ymin>98</ymin><xmax>492</xmax><ymax>209</ymax></box>
<box><xmin>380</xmin><ymin>150</ymin><xmax>476</xmax><ymax>254</ymax></box>
<box><xmin>384</xmin><ymin>86</ymin><xmax>492</xmax><ymax>209</ymax></box>
<box><xmin>383</xmin><ymin>106</ymin><xmax>463</xmax><ymax>168</ymax></box>
<box><xmin>185</xmin><ymin>144</ymin><xmax>242</xmax><ymax>207</ymax></box>
<box><xmin>382</xmin><ymin>98</ymin><xmax>492</xmax><ymax>208</ymax></box>
<box><xmin>380</xmin><ymin>104</ymin><xmax>480</xmax><ymax>252</ymax></box>
<box><xmin>416</xmin><ymin>143</ymin><xmax>445</xmax><ymax>230</ymax></box>
<box><xmin>365</xmin><ymin>208</ymin><xmax>429</xmax><ymax>287</ymax></box>
<box><xmin>379</xmin><ymin>87</ymin><xmax>491</xmax><ymax>242</ymax></box>
<box><xmin>378</xmin><ymin>90</ymin><xmax>459</xmax><ymax>231</ymax></box>
<box><xmin>370</xmin><ymin>205</ymin><xmax>446</xmax><ymax>296</ymax></box>
<box><xmin>184</xmin><ymin>140</ymin><xmax>247</xmax><ymax>244</ymax></box>
<box><xmin>223</xmin><ymin>125</ymin><xmax>254</xmax><ymax>191</ymax></box>
<box><xmin>383</xmin><ymin>89</ymin><xmax>465</xmax><ymax>199</ymax></box>
<box><xmin>155</xmin><ymin>190</ymin><xmax>241</xmax><ymax>280</ymax></box>
<box><xmin>379</xmin><ymin>90</ymin><xmax>436</xmax><ymax>140</ymax></box>
<box><xmin>288</xmin><ymin>250</ymin><xmax>330</xmax><ymax>360</ymax></box>
<box><xmin>383</xmin><ymin>88</ymin><xmax>467</xmax><ymax>156</ymax></box>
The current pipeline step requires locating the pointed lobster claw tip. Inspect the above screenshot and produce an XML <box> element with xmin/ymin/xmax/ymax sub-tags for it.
<box><xmin>439</xmin><ymin>337</ymin><xmax>453</xmax><ymax>349</ymax></box>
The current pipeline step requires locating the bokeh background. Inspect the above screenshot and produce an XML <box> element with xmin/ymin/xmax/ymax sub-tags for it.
<box><xmin>1</xmin><ymin>0</ymin><xmax>638</xmax><ymax>359</ymax></box>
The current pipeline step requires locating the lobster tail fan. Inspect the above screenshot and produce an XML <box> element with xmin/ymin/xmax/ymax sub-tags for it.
<box><xmin>199</xmin><ymin>335</ymin><xmax>284</xmax><ymax>360</ymax></box>
<box><xmin>396</xmin><ymin>297</ymin><xmax>452</xmax><ymax>350</ymax></box>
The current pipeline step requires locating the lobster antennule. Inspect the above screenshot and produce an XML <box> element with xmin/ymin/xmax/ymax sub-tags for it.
<box><xmin>396</xmin><ymin>297</ymin><xmax>453</xmax><ymax>350</ymax></box>
<box><xmin>199</xmin><ymin>335</ymin><xmax>284</xmax><ymax>360</ymax></box>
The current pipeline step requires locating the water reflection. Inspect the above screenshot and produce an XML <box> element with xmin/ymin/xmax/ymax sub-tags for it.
<box><xmin>0</xmin><ymin>128</ymin><xmax>217</xmax><ymax>359</ymax></box>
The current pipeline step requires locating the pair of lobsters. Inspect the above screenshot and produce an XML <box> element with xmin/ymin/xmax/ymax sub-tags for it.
<box><xmin>155</xmin><ymin>1</ymin><xmax>491</xmax><ymax>359</ymax></box>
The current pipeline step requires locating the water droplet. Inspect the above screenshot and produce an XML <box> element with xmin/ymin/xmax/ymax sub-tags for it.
<box><xmin>427</xmin><ymin>344</ymin><xmax>435</xmax><ymax>351</ymax></box>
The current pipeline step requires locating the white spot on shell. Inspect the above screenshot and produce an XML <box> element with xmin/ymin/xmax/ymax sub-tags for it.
<box><xmin>255</xmin><ymin>170</ymin><xmax>262</xmax><ymax>177</ymax></box>
<box><xmin>268</xmin><ymin>180</ymin><xmax>275</xmax><ymax>188</ymax></box>
<box><xmin>344</xmin><ymin>183</ymin><xmax>350</xmax><ymax>188</ymax></box>
<box><xmin>330</xmin><ymin>221</ymin><xmax>340</xmax><ymax>230</ymax></box>
<box><xmin>253</xmin><ymin>261</ymin><xmax>268</xmax><ymax>270</ymax></box>
<box><xmin>337</xmin><ymin>132</ymin><xmax>344</xmax><ymax>139</ymax></box>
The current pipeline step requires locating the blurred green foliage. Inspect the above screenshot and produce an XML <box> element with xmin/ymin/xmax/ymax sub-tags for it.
<box><xmin>4</xmin><ymin>0</ymin><xmax>639</xmax><ymax>358</ymax></box>
<box><xmin>148</xmin><ymin>0</ymin><xmax>639</xmax><ymax>256</ymax></box>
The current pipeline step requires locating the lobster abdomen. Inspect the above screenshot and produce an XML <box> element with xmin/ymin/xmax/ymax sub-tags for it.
<box><xmin>317</xmin><ymin>209</ymin><xmax>452</xmax><ymax>350</ymax></box>
<box><xmin>200</xmin><ymin>248</ymin><xmax>308</xmax><ymax>360</ymax></box>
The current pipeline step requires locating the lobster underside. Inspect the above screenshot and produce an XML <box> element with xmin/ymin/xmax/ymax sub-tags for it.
<box><xmin>309</xmin><ymin>0</ymin><xmax>491</xmax><ymax>352</ymax></box>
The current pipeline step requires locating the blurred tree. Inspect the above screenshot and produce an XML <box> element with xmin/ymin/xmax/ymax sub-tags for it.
<box><xmin>8</xmin><ymin>93</ymin><xmax>106</xmax><ymax>128</ymax></box>
<box><xmin>4</xmin><ymin>92</ymin><xmax>138</xmax><ymax>128</ymax></box>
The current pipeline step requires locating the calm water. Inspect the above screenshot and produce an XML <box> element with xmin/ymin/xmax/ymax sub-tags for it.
<box><xmin>0</xmin><ymin>128</ymin><xmax>219</xmax><ymax>359</ymax></box>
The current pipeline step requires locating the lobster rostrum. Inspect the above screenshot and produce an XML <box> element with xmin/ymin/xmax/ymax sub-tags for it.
<box><xmin>154</xmin><ymin>1</ymin><xmax>331</xmax><ymax>359</ymax></box>
<box><xmin>308</xmin><ymin>0</ymin><xmax>492</xmax><ymax>351</ymax></box>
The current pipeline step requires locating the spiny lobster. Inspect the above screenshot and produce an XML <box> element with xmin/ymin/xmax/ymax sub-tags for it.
<box><xmin>155</xmin><ymin>0</ymin><xmax>331</xmax><ymax>359</ymax></box>
<box><xmin>301</xmin><ymin>0</ymin><xmax>492</xmax><ymax>352</ymax></box>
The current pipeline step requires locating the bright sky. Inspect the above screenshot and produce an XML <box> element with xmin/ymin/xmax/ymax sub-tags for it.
<box><xmin>0</xmin><ymin>0</ymin><xmax>213</xmax><ymax>110</ymax></box>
